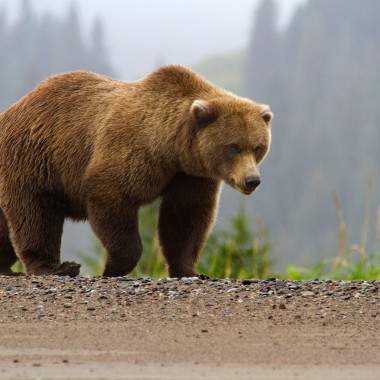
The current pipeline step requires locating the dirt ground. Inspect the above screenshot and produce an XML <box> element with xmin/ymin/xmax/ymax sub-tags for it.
<box><xmin>0</xmin><ymin>275</ymin><xmax>379</xmax><ymax>380</ymax></box>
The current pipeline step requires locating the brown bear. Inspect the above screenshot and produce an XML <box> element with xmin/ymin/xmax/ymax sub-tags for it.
<box><xmin>0</xmin><ymin>65</ymin><xmax>273</xmax><ymax>277</ymax></box>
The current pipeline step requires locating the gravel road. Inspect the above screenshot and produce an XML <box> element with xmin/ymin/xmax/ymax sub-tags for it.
<box><xmin>0</xmin><ymin>275</ymin><xmax>379</xmax><ymax>380</ymax></box>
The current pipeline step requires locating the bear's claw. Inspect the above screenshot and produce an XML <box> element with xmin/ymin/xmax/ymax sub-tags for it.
<box><xmin>53</xmin><ymin>261</ymin><xmax>81</xmax><ymax>277</ymax></box>
<box><xmin>0</xmin><ymin>270</ymin><xmax>24</xmax><ymax>276</ymax></box>
<box><xmin>26</xmin><ymin>261</ymin><xmax>81</xmax><ymax>277</ymax></box>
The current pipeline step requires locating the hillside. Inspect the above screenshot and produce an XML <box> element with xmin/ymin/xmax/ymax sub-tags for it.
<box><xmin>194</xmin><ymin>51</ymin><xmax>244</xmax><ymax>95</ymax></box>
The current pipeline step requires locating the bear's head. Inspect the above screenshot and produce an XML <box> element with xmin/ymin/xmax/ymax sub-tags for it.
<box><xmin>181</xmin><ymin>97</ymin><xmax>273</xmax><ymax>195</ymax></box>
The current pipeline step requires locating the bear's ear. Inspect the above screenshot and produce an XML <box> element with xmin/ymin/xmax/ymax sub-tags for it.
<box><xmin>261</xmin><ymin>104</ymin><xmax>273</xmax><ymax>125</ymax></box>
<box><xmin>190</xmin><ymin>100</ymin><xmax>218</xmax><ymax>127</ymax></box>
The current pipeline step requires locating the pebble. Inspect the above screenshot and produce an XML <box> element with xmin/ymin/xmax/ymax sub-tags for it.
<box><xmin>301</xmin><ymin>291</ymin><xmax>315</xmax><ymax>297</ymax></box>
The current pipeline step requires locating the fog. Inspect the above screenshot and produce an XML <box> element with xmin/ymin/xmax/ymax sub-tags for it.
<box><xmin>1</xmin><ymin>0</ymin><xmax>305</xmax><ymax>79</ymax></box>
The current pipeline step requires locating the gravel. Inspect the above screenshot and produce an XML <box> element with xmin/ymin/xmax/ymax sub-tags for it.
<box><xmin>0</xmin><ymin>275</ymin><xmax>378</xmax><ymax>324</ymax></box>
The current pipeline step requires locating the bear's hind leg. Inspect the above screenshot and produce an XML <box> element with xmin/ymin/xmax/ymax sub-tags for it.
<box><xmin>87</xmin><ymin>201</ymin><xmax>142</xmax><ymax>277</ymax></box>
<box><xmin>4</xmin><ymin>197</ymin><xmax>80</xmax><ymax>276</ymax></box>
<box><xmin>0</xmin><ymin>209</ymin><xmax>18</xmax><ymax>275</ymax></box>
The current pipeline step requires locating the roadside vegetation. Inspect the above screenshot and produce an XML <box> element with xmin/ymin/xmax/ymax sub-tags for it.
<box><xmin>76</xmin><ymin>178</ymin><xmax>380</xmax><ymax>281</ymax></box>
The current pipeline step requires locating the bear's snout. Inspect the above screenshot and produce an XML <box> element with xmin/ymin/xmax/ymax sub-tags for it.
<box><xmin>244</xmin><ymin>175</ymin><xmax>261</xmax><ymax>193</ymax></box>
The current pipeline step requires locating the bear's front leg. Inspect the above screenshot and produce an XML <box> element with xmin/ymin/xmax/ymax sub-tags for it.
<box><xmin>158</xmin><ymin>174</ymin><xmax>221</xmax><ymax>278</ymax></box>
<box><xmin>87</xmin><ymin>200</ymin><xmax>142</xmax><ymax>277</ymax></box>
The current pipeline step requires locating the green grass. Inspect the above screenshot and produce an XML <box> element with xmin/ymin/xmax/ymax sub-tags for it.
<box><xmin>285</xmin><ymin>256</ymin><xmax>380</xmax><ymax>281</ymax></box>
<box><xmin>285</xmin><ymin>177</ymin><xmax>380</xmax><ymax>281</ymax></box>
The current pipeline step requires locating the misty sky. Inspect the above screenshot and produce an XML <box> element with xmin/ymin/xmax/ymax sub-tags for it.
<box><xmin>1</xmin><ymin>0</ymin><xmax>306</xmax><ymax>79</ymax></box>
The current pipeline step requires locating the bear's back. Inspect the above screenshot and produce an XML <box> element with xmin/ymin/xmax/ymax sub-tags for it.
<box><xmin>0</xmin><ymin>72</ymin><xmax>123</xmax><ymax>202</ymax></box>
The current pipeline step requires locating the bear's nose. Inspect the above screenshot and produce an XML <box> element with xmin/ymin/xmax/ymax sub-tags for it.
<box><xmin>244</xmin><ymin>176</ymin><xmax>261</xmax><ymax>192</ymax></box>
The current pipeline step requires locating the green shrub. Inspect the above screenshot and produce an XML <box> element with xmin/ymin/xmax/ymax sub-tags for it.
<box><xmin>198</xmin><ymin>207</ymin><xmax>271</xmax><ymax>278</ymax></box>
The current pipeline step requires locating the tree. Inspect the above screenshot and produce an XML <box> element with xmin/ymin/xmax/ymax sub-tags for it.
<box><xmin>241</xmin><ymin>0</ymin><xmax>380</xmax><ymax>266</ymax></box>
<box><xmin>89</xmin><ymin>17</ymin><xmax>114</xmax><ymax>76</ymax></box>
<box><xmin>0</xmin><ymin>1</ymin><xmax>116</xmax><ymax>110</ymax></box>
<box><xmin>244</xmin><ymin>0</ymin><xmax>279</xmax><ymax>102</ymax></box>
<box><xmin>59</xmin><ymin>1</ymin><xmax>87</xmax><ymax>71</ymax></box>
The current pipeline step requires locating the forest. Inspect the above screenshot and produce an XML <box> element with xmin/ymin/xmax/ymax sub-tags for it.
<box><xmin>0</xmin><ymin>0</ymin><xmax>113</xmax><ymax>110</ymax></box>
<box><xmin>243</xmin><ymin>0</ymin><xmax>380</xmax><ymax>265</ymax></box>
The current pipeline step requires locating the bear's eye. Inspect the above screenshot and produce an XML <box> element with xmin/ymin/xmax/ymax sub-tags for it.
<box><xmin>254</xmin><ymin>145</ymin><xmax>265</xmax><ymax>160</ymax></box>
<box><xmin>228</xmin><ymin>144</ymin><xmax>242</xmax><ymax>155</ymax></box>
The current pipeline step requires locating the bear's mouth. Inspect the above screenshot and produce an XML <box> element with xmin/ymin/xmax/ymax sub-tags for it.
<box><xmin>226</xmin><ymin>179</ymin><xmax>255</xmax><ymax>196</ymax></box>
<box><xmin>240</xmin><ymin>186</ymin><xmax>256</xmax><ymax>196</ymax></box>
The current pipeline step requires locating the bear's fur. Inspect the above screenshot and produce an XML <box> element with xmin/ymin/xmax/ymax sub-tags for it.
<box><xmin>0</xmin><ymin>65</ymin><xmax>272</xmax><ymax>277</ymax></box>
